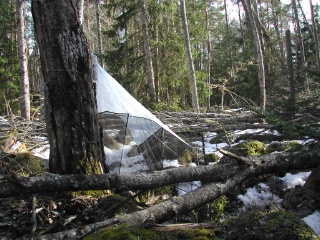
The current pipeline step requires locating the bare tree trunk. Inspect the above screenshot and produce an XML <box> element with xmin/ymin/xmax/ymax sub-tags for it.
<box><xmin>95</xmin><ymin>0</ymin><xmax>103</xmax><ymax>67</ymax></box>
<box><xmin>32</xmin><ymin>0</ymin><xmax>105</xmax><ymax>175</ymax></box>
<box><xmin>286</xmin><ymin>29</ymin><xmax>295</xmax><ymax>117</ymax></box>
<box><xmin>292</xmin><ymin>0</ymin><xmax>308</xmax><ymax>91</ymax></box>
<box><xmin>292</xmin><ymin>0</ymin><xmax>305</xmax><ymax>65</ymax></box>
<box><xmin>139</xmin><ymin>0</ymin><xmax>157</xmax><ymax>103</ymax></box>
<box><xmin>309</xmin><ymin>0</ymin><xmax>320</xmax><ymax>71</ymax></box>
<box><xmin>241</xmin><ymin>0</ymin><xmax>266</xmax><ymax>112</ymax></box>
<box><xmin>180</xmin><ymin>0</ymin><xmax>199</xmax><ymax>113</ymax></box>
<box><xmin>152</xmin><ymin>13</ymin><xmax>160</xmax><ymax>102</ymax></box>
<box><xmin>271</xmin><ymin>0</ymin><xmax>286</xmax><ymax>82</ymax></box>
<box><xmin>74</xmin><ymin>0</ymin><xmax>84</xmax><ymax>24</ymax></box>
<box><xmin>17</xmin><ymin>0</ymin><xmax>30</xmax><ymax>120</ymax></box>
<box><xmin>205</xmin><ymin>2</ymin><xmax>211</xmax><ymax>110</ymax></box>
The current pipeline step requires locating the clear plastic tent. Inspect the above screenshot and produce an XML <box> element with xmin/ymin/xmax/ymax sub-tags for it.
<box><xmin>93</xmin><ymin>56</ymin><xmax>190</xmax><ymax>175</ymax></box>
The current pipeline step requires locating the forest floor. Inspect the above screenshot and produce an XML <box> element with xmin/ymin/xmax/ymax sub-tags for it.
<box><xmin>0</xmin><ymin>110</ymin><xmax>320</xmax><ymax>239</ymax></box>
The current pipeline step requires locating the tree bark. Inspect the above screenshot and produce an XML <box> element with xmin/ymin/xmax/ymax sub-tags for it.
<box><xmin>205</xmin><ymin>2</ymin><xmax>211</xmax><ymax>110</ymax></box>
<box><xmin>139</xmin><ymin>0</ymin><xmax>157</xmax><ymax>103</ymax></box>
<box><xmin>31</xmin><ymin>0</ymin><xmax>105</xmax><ymax>174</ymax></box>
<box><xmin>241</xmin><ymin>0</ymin><xmax>266</xmax><ymax>112</ymax></box>
<box><xmin>309</xmin><ymin>0</ymin><xmax>320</xmax><ymax>71</ymax></box>
<box><xmin>152</xmin><ymin>9</ymin><xmax>159</xmax><ymax>102</ymax></box>
<box><xmin>17</xmin><ymin>0</ymin><xmax>30</xmax><ymax>120</ymax></box>
<box><xmin>95</xmin><ymin>0</ymin><xmax>103</xmax><ymax>67</ymax></box>
<box><xmin>74</xmin><ymin>0</ymin><xmax>84</xmax><ymax>24</ymax></box>
<box><xmin>291</xmin><ymin>0</ymin><xmax>305</xmax><ymax>66</ymax></box>
<box><xmin>1</xmin><ymin>145</ymin><xmax>319</xmax><ymax>198</ymax></box>
<box><xmin>286</xmin><ymin>29</ymin><xmax>295</xmax><ymax>117</ymax></box>
<box><xmin>179</xmin><ymin>0</ymin><xmax>199</xmax><ymax>113</ymax></box>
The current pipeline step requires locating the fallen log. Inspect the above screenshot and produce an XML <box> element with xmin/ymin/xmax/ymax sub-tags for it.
<box><xmin>173</xmin><ymin>123</ymin><xmax>275</xmax><ymax>134</ymax></box>
<box><xmin>1</xmin><ymin>145</ymin><xmax>319</xmax><ymax>198</ymax></box>
<box><xmin>35</xmin><ymin>145</ymin><xmax>320</xmax><ymax>239</ymax></box>
<box><xmin>0</xmin><ymin>164</ymin><xmax>241</xmax><ymax>198</ymax></box>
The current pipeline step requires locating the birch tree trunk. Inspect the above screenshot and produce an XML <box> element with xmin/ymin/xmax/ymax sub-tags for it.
<box><xmin>152</xmin><ymin>12</ymin><xmax>159</xmax><ymax>102</ymax></box>
<box><xmin>139</xmin><ymin>0</ymin><xmax>157</xmax><ymax>103</ymax></box>
<box><xmin>180</xmin><ymin>0</ymin><xmax>199</xmax><ymax>113</ymax></box>
<box><xmin>286</xmin><ymin>29</ymin><xmax>295</xmax><ymax>117</ymax></box>
<box><xmin>31</xmin><ymin>0</ymin><xmax>105</xmax><ymax>175</ymax></box>
<box><xmin>74</xmin><ymin>0</ymin><xmax>84</xmax><ymax>24</ymax></box>
<box><xmin>95</xmin><ymin>0</ymin><xmax>103</xmax><ymax>67</ymax></box>
<box><xmin>17</xmin><ymin>0</ymin><xmax>30</xmax><ymax>120</ymax></box>
<box><xmin>271</xmin><ymin>0</ymin><xmax>286</xmax><ymax>82</ymax></box>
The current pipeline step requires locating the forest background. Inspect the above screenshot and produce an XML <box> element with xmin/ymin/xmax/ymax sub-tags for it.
<box><xmin>0</xmin><ymin>0</ymin><xmax>320</xmax><ymax>119</ymax></box>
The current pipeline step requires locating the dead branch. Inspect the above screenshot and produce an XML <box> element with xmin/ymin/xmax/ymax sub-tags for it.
<box><xmin>218</xmin><ymin>148</ymin><xmax>249</xmax><ymax>165</ymax></box>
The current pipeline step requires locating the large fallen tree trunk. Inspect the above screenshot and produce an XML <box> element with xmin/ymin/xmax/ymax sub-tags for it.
<box><xmin>0</xmin><ymin>164</ymin><xmax>241</xmax><ymax>198</ymax></box>
<box><xmin>35</xmin><ymin>145</ymin><xmax>320</xmax><ymax>239</ymax></box>
<box><xmin>1</xmin><ymin>146</ymin><xmax>319</xmax><ymax>198</ymax></box>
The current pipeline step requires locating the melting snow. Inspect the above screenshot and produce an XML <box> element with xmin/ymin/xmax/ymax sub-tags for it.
<box><xmin>237</xmin><ymin>183</ymin><xmax>282</xmax><ymax>210</ymax></box>
<box><xmin>163</xmin><ymin>159</ymin><xmax>181</xmax><ymax>168</ymax></box>
<box><xmin>176</xmin><ymin>181</ymin><xmax>201</xmax><ymax>196</ymax></box>
<box><xmin>303</xmin><ymin>211</ymin><xmax>320</xmax><ymax>235</ymax></box>
<box><xmin>281</xmin><ymin>172</ymin><xmax>311</xmax><ymax>189</ymax></box>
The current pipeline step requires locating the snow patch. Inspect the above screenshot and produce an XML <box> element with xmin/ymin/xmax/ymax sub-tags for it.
<box><xmin>237</xmin><ymin>183</ymin><xmax>282</xmax><ymax>210</ymax></box>
<box><xmin>302</xmin><ymin>211</ymin><xmax>320</xmax><ymax>235</ymax></box>
<box><xmin>176</xmin><ymin>181</ymin><xmax>201</xmax><ymax>196</ymax></box>
<box><xmin>163</xmin><ymin>159</ymin><xmax>181</xmax><ymax>168</ymax></box>
<box><xmin>281</xmin><ymin>172</ymin><xmax>311</xmax><ymax>189</ymax></box>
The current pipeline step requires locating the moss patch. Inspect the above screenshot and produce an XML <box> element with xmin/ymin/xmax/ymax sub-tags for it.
<box><xmin>233</xmin><ymin>140</ymin><xmax>265</xmax><ymax>156</ymax></box>
<box><xmin>179</xmin><ymin>149</ymin><xmax>193</xmax><ymax>165</ymax></box>
<box><xmin>69</xmin><ymin>190</ymin><xmax>110</xmax><ymax>198</ymax></box>
<box><xmin>84</xmin><ymin>223</ymin><xmax>218</xmax><ymax>240</ymax></box>
<box><xmin>222</xmin><ymin>211</ymin><xmax>319</xmax><ymax>240</ymax></box>
<box><xmin>198</xmin><ymin>196</ymin><xmax>227</xmax><ymax>222</ymax></box>
<box><xmin>204</xmin><ymin>153</ymin><xmax>220</xmax><ymax>163</ymax></box>
<box><xmin>8</xmin><ymin>153</ymin><xmax>44</xmax><ymax>176</ymax></box>
<box><xmin>255</xmin><ymin>211</ymin><xmax>318</xmax><ymax>239</ymax></box>
<box><xmin>265</xmin><ymin>141</ymin><xmax>302</xmax><ymax>154</ymax></box>
<box><xmin>99</xmin><ymin>194</ymin><xmax>139</xmax><ymax>218</ymax></box>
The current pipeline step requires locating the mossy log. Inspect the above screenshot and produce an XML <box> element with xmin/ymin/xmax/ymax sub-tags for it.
<box><xmin>1</xmin><ymin>144</ymin><xmax>320</xmax><ymax>198</ymax></box>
